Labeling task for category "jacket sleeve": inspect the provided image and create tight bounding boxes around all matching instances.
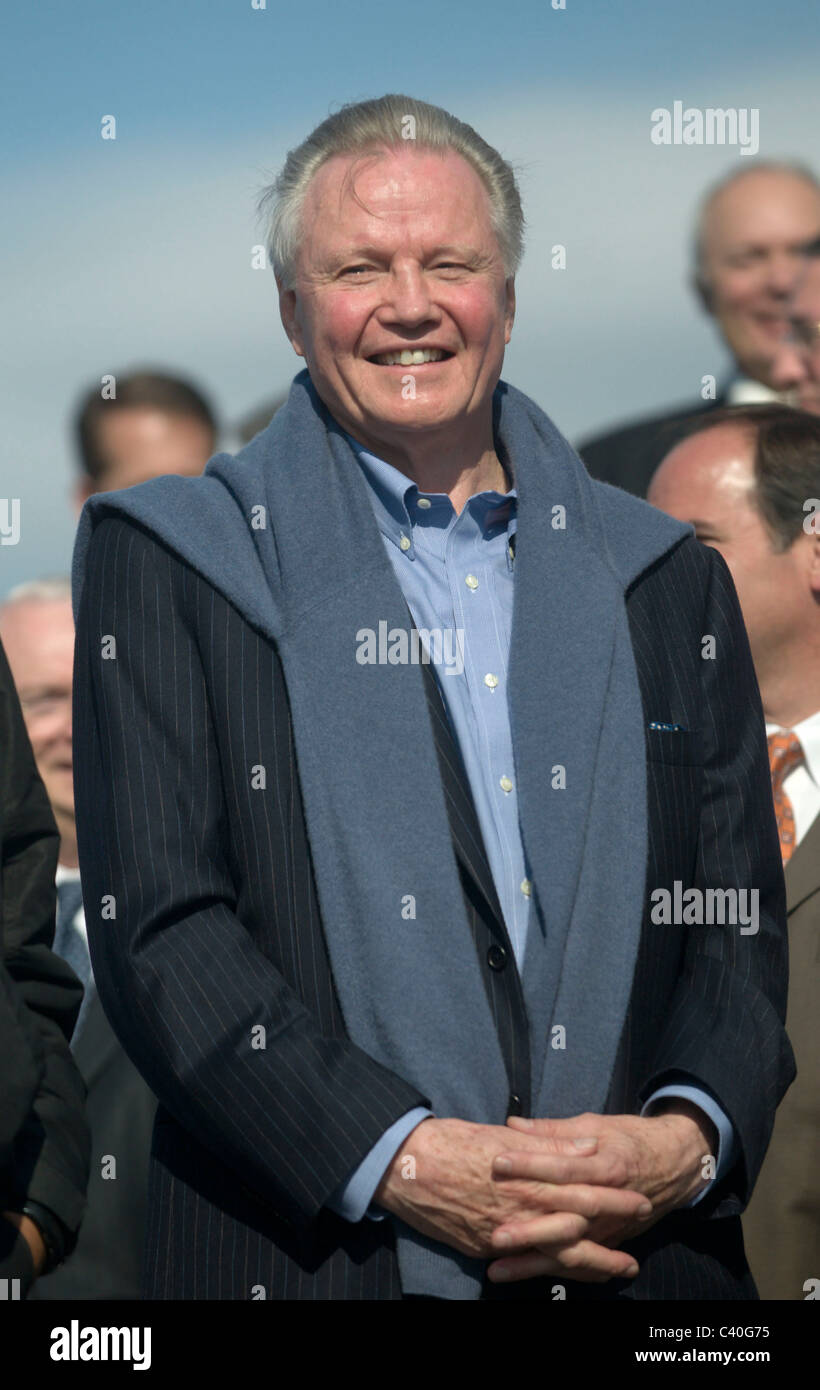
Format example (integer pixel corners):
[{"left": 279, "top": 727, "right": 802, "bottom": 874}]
[
  {"left": 638, "top": 543, "right": 794, "bottom": 1216},
  {"left": 72, "top": 516, "right": 430, "bottom": 1233},
  {"left": 0, "top": 638, "right": 91, "bottom": 1242}
]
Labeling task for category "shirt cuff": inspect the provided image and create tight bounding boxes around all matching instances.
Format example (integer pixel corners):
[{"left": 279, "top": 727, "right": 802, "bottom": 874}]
[
  {"left": 641, "top": 1082, "right": 736, "bottom": 1208},
  {"left": 324, "top": 1107, "right": 434, "bottom": 1223}
]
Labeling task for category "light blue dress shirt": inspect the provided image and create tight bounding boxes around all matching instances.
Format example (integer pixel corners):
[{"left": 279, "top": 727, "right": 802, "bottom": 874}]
[{"left": 325, "top": 433, "right": 736, "bottom": 1223}]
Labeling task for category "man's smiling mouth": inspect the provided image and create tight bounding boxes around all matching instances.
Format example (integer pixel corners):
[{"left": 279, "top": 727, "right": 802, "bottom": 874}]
[{"left": 367, "top": 348, "right": 454, "bottom": 366}]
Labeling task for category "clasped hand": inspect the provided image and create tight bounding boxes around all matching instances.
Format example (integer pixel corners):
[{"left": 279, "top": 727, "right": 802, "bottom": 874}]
[{"left": 375, "top": 1104, "right": 716, "bottom": 1284}]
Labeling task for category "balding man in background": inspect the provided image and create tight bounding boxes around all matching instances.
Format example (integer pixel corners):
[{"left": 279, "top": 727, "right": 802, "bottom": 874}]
[
  {"left": 0, "top": 580, "right": 157, "bottom": 1299},
  {"left": 649, "top": 404, "right": 820, "bottom": 1298},
  {"left": 772, "top": 234, "right": 820, "bottom": 414},
  {"left": 73, "top": 369, "right": 218, "bottom": 508},
  {"left": 579, "top": 163, "right": 820, "bottom": 496}
]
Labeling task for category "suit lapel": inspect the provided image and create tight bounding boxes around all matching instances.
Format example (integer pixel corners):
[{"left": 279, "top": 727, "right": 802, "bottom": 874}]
[{"left": 416, "top": 651, "right": 509, "bottom": 938}]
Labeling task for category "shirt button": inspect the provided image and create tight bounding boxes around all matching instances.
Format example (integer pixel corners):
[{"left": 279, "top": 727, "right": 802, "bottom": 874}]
[
  {"left": 520, "top": 878, "right": 532, "bottom": 897},
  {"left": 487, "top": 944, "right": 508, "bottom": 971},
  {"left": 465, "top": 573, "right": 479, "bottom": 590},
  {"left": 499, "top": 775, "right": 513, "bottom": 793},
  {"left": 484, "top": 673, "right": 499, "bottom": 690},
  {"left": 399, "top": 534, "right": 411, "bottom": 552},
  {"left": 417, "top": 497, "right": 432, "bottom": 509}
]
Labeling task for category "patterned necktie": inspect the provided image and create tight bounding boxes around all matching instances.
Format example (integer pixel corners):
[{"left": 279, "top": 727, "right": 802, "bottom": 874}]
[
  {"left": 767, "top": 732, "right": 804, "bottom": 864},
  {"left": 53, "top": 879, "right": 94, "bottom": 1044}
]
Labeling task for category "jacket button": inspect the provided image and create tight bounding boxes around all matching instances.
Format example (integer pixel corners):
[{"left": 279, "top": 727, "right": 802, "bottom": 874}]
[
  {"left": 508, "top": 1093, "right": 522, "bottom": 1116},
  {"left": 487, "top": 944, "right": 507, "bottom": 971}
]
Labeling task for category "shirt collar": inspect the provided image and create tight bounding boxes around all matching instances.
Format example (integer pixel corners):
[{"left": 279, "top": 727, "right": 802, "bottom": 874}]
[
  {"left": 726, "top": 377, "right": 790, "bottom": 407},
  {"left": 56, "top": 863, "right": 82, "bottom": 885},
  {"left": 342, "top": 428, "right": 517, "bottom": 553},
  {"left": 765, "top": 708, "right": 820, "bottom": 788}
]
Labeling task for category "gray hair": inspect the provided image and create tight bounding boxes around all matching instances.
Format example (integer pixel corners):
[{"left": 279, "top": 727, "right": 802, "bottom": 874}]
[
  {"left": 0, "top": 576, "right": 73, "bottom": 612},
  {"left": 692, "top": 159, "right": 820, "bottom": 293},
  {"left": 258, "top": 94, "right": 526, "bottom": 290}
]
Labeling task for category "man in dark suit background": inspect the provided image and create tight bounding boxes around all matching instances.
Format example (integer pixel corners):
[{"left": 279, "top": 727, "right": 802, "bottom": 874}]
[
  {"left": 0, "top": 636, "right": 90, "bottom": 1298},
  {"left": 72, "top": 369, "right": 218, "bottom": 511},
  {"left": 578, "top": 162, "right": 820, "bottom": 496},
  {"left": 649, "top": 402, "right": 820, "bottom": 1297},
  {"left": 0, "top": 578, "right": 157, "bottom": 1299},
  {"left": 771, "top": 233, "right": 820, "bottom": 416},
  {"left": 71, "top": 93, "right": 793, "bottom": 1300}
]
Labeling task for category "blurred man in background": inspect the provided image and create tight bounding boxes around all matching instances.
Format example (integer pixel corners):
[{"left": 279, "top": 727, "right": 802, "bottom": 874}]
[
  {"left": 771, "top": 234, "right": 820, "bottom": 414},
  {"left": 0, "top": 635, "right": 90, "bottom": 1299},
  {"left": 579, "top": 163, "right": 820, "bottom": 496},
  {"left": 648, "top": 403, "right": 820, "bottom": 1298},
  {"left": 0, "top": 579, "right": 157, "bottom": 1299},
  {"left": 73, "top": 369, "right": 218, "bottom": 507}
]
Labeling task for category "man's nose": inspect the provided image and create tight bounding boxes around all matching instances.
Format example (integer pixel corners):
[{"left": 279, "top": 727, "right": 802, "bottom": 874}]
[
  {"left": 765, "top": 253, "right": 802, "bottom": 298},
  {"left": 380, "top": 265, "right": 437, "bottom": 324}
]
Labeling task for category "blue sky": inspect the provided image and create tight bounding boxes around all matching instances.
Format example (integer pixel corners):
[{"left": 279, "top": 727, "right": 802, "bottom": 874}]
[{"left": 3, "top": 0, "right": 819, "bottom": 590}]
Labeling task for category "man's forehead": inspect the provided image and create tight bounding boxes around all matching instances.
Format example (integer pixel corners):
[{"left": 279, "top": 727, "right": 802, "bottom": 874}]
[
  {"left": 704, "top": 173, "right": 820, "bottom": 248},
  {"left": 0, "top": 598, "right": 73, "bottom": 639},
  {"left": 663, "top": 428, "right": 756, "bottom": 489},
  {"left": 305, "top": 146, "right": 488, "bottom": 215}
]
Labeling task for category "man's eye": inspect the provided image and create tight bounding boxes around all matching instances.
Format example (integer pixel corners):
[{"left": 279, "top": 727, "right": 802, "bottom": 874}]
[{"left": 341, "top": 265, "right": 374, "bottom": 275}]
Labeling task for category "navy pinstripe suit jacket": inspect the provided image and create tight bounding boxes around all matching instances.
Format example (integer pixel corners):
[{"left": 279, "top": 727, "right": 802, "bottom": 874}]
[{"left": 72, "top": 515, "right": 793, "bottom": 1300}]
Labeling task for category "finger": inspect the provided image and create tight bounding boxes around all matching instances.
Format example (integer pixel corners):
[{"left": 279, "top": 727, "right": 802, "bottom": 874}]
[
  {"left": 500, "top": 1123, "right": 597, "bottom": 1156},
  {"left": 492, "top": 1148, "right": 631, "bottom": 1189},
  {"left": 491, "top": 1209, "right": 590, "bottom": 1252},
  {"left": 488, "top": 1240, "right": 640, "bottom": 1285},
  {"left": 491, "top": 1184, "right": 652, "bottom": 1242}
]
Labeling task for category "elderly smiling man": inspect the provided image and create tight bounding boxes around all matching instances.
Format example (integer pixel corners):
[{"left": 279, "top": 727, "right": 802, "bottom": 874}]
[{"left": 71, "top": 95, "right": 793, "bottom": 1301}]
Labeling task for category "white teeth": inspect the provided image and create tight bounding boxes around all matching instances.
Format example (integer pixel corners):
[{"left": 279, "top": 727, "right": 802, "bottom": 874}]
[{"left": 371, "top": 348, "right": 448, "bottom": 366}]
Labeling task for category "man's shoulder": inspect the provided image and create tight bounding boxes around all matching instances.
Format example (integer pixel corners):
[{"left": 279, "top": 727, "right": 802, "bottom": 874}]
[
  {"left": 75, "top": 469, "right": 253, "bottom": 601},
  {"left": 576, "top": 398, "right": 722, "bottom": 496},
  {"left": 582, "top": 473, "right": 707, "bottom": 595},
  {"left": 578, "top": 399, "right": 717, "bottom": 457}
]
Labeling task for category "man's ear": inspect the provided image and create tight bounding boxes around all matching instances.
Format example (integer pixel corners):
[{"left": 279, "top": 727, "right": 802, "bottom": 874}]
[
  {"left": 277, "top": 280, "right": 305, "bottom": 358},
  {"left": 504, "top": 276, "right": 516, "bottom": 344},
  {"left": 808, "top": 527, "right": 820, "bottom": 599},
  {"left": 692, "top": 270, "right": 714, "bottom": 317}
]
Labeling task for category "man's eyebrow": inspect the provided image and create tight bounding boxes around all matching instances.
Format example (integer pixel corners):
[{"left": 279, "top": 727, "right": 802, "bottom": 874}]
[{"left": 326, "top": 243, "right": 485, "bottom": 265}]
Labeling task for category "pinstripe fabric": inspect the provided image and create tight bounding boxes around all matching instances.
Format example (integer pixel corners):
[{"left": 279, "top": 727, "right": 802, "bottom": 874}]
[{"left": 72, "top": 516, "right": 792, "bottom": 1300}]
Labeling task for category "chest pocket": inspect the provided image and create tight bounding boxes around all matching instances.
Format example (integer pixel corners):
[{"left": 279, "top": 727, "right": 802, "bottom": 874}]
[{"left": 645, "top": 727, "right": 703, "bottom": 767}]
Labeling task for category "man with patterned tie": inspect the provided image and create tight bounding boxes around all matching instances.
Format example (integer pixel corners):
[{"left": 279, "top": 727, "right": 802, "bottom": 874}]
[
  {"left": 649, "top": 402, "right": 820, "bottom": 1298},
  {"left": 0, "top": 579, "right": 157, "bottom": 1299}
]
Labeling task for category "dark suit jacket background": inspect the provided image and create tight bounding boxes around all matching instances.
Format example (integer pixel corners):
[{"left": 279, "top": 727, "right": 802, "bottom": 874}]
[
  {"left": 742, "top": 810, "right": 820, "bottom": 1299},
  {"left": 28, "top": 986, "right": 157, "bottom": 1300},
  {"left": 0, "top": 638, "right": 90, "bottom": 1293},
  {"left": 72, "top": 515, "right": 792, "bottom": 1300},
  {"left": 577, "top": 396, "right": 725, "bottom": 496}
]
